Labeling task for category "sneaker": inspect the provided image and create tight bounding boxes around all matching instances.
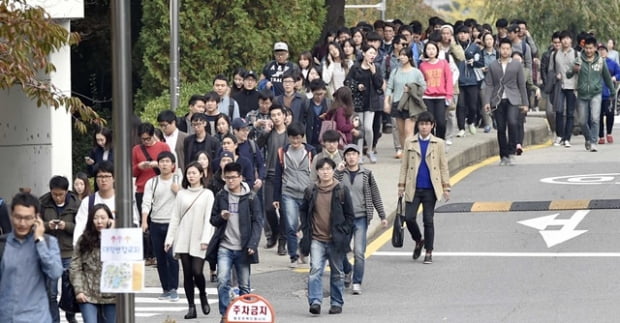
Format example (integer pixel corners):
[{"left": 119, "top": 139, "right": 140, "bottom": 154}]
[
  {"left": 598, "top": 137, "right": 606, "bottom": 144},
  {"left": 309, "top": 304, "right": 321, "bottom": 315},
  {"left": 468, "top": 123, "right": 477, "bottom": 135},
  {"left": 344, "top": 272, "right": 352, "bottom": 288},
  {"left": 289, "top": 257, "right": 298, "bottom": 268},
  {"left": 383, "top": 123, "right": 393, "bottom": 134},
  {"left": 394, "top": 149, "right": 403, "bottom": 159},
  {"left": 553, "top": 137, "right": 563, "bottom": 146},
  {"left": 352, "top": 284, "right": 362, "bottom": 295},
  {"left": 607, "top": 134, "right": 614, "bottom": 143},
  {"left": 169, "top": 289, "right": 180, "bottom": 302},
  {"left": 499, "top": 157, "right": 509, "bottom": 166},
  {"left": 516, "top": 144, "right": 523, "bottom": 156},
  {"left": 298, "top": 255, "right": 307, "bottom": 264},
  {"left": 413, "top": 240, "right": 424, "bottom": 260},
  {"left": 277, "top": 240, "right": 287, "bottom": 256},
  {"left": 564, "top": 140, "right": 571, "bottom": 148},
  {"left": 484, "top": 125, "right": 492, "bottom": 133},
  {"left": 328, "top": 306, "right": 343, "bottom": 314},
  {"left": 423, "top": 252, "right": 433, "bottom": 264},
  {"left": 585, "top": 141, "right": 592, "bottom": 151},
  {"left": 456, "top": 129, "right": 466, "bottom": 137},
  {"left": 590, "top": 143, "right": 598, "bottom": 152},
  {"left": 367, "top": 152, "right": 377, "bottom": 164},
  {"left": 507, "top": 156, "right": 515, "bottom": 166},
  {"left": 158, "top": 290, "right": 171, "bottom": 300},
  {"left": 445, "top": 139, "right": 453, "bottom": 145}
]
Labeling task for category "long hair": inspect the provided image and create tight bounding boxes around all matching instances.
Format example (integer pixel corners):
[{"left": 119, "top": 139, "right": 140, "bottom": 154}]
[
  {"left": 182, "top": 162, "right": 207, "bottom": 189},
  {"left": 329, "top": 86, "right": 354, "bottom": 118},
  {"left": 78, "top": 203, "right": 113, "bottom": 254},
  {"left": 73, "top": 172, "right": 92, "bottom": 200},
  {"left": 94, "top": 127, "right": 113, "bottom": 150},
  {"left": 328, "top": 42, "right": 349, "bottom": 73},
  {"left": 195, "top": 150, "right": 213, "bottom": 182}
]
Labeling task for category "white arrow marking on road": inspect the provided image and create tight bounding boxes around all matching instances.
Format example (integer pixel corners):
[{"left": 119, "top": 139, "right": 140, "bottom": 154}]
[{"left": 518, "top": 210, "right": 589, "bottom": 248}]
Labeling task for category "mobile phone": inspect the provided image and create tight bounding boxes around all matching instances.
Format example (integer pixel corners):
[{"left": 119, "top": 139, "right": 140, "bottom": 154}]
[
  {"left": 106, "top": 221, "right": 112, "bottom": 229},
  {"left": 173, "top": 174, "right": 179, "bottom": 183},
  {"left": 31, "top": 224, "right": 36, "bottom": 233},
  {"left": 52, "top": 219, "right": 61, "bottom": 224}
]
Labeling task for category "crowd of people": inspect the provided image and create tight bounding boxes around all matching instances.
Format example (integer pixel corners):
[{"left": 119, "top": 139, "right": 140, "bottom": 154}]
[{"left": 0, "top": 13, "right": 618, "bottom": 323}]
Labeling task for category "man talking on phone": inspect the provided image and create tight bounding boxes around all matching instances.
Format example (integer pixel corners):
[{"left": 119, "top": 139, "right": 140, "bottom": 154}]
[
  {"left": 0, "top": 192, "right": 63, "bottom": 322},
  {"left": 39, "top": 176, "right": 81, "bottom": 323}
]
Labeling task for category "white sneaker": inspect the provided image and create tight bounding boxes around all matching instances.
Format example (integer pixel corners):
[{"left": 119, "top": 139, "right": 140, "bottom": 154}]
[
  {"left": 590, "top": 143, "right": 598, "bottom": 152},
  {"left": 446, "top": 139, "right": 453, "bottom": 145},
  {"left": 352, "top": 283, "right": 362, "bottom": 295},
  {"left": 553, "top": 137, "right": 563, "bottom": 146},
  {"left": 456, "top": 129, "right": 466, "bottom": 137},
  {"left": 564, "top": 140, "right": 571, "bottom": 148},
  {"left": 468, "top": 124, "right": 477, "bottom": 135},
  {"left": 367, "top": 152, "right": 377, "bottom": 164}
]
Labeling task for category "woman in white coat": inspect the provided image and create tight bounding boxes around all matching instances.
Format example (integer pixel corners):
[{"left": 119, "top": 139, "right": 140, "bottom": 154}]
[{"left": 165, "top": 161, "right": 214, "bottom": 319}]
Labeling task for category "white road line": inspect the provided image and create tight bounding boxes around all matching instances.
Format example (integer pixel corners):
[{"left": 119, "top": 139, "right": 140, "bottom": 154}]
[{"left": 374, "top": 251, "right": 620, "bottom": 257}]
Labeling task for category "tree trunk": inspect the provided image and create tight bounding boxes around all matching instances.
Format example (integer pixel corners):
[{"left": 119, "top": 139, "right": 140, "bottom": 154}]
[{"left": 320, "top": 0, "right": 345, "bottom": 42}]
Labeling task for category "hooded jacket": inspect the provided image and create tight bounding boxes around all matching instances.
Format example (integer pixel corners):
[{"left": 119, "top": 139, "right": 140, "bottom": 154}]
[
  {"left": 567, "top": 51, "right": 614, "bottom": 100},
  {"left": 207, "top": 182, "right": 263, "bottom": 264}
]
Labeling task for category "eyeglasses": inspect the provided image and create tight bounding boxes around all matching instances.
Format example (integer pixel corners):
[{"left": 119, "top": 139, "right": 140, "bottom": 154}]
[
  {"left": 318, "top": 168, "right": 333, "bottom": 173},
  {"left": 12, "top": 215, "right": 35, "bottom": 222},
  {"left": 96, "top": 175, "right": 113, "bottom": 180},
  {"left": 400, "top": 43, "right": 409, "bottom": 46},
  {"left": 224, "top": 175, "right": 241, "bottom": 180},
  {"left": 191, "top": 122, "right": 205, "bottom": 127},
  {"left": 282, "top": 80, "right": 295, "bottom": 84},
  {"left": 158, "top": 123, "right": 170, "bottom": 129},
  {"left": 140, "top": 136, "right": 153, "bottom": 142}
]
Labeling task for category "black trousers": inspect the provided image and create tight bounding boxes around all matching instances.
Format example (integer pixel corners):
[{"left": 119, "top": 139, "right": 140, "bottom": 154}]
[
  {"left": 404, "top": 189, "right": 437, "bottom": 251},
  {"left": 457, "top": 85, "right": 480, "bottom": 129},
  {"left": 135, "top": 192, "right": 154, "bottom": 259},
  {"left": 493, "top": 99, "right": 519, "bottom": 158},
  {"left": 599, "top": 98, "right": 615, "bottom": 137},
  {"left": 423, "top": 98, "right": 447, "bottom": 139}
]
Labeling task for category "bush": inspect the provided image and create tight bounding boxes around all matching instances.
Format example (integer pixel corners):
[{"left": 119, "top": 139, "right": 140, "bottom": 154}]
[{"left": 140, "top": 81, "right": 210, "bottom": 124}]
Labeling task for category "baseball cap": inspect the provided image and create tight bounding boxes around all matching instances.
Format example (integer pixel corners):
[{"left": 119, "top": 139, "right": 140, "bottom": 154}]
[
  {"left": 273, "top": 42, "right": 289, "bottom": 52},
  {"left": 219, "top": 151, "right": 234, "bottom": 160},
  {"left": 343, "top": 144, "right": 361, "bottom": 154},
  {"left": 232, "top": 118, "right": 250, "bottom": 130},
  {"left": 243, "top": 70, "right": 258, "bottom": 80},
  {"left": 507, "top": 24, "right": 520, "bottom": 33}
]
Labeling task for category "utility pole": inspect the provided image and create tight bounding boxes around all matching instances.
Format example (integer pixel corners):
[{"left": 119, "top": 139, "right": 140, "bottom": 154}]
[
  {"left": 111, "top": 0, "right": 135, "bottom": 321},
  {"left": 170, "top": 0, "right": 180, "bottom": 110}
]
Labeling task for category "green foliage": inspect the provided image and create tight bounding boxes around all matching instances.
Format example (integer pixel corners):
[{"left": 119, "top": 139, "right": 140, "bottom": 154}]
[
  {"left": 343, "top": 0, "right": 440, "bottom": 28},
  {"left": 0, "top": 0, "right": 104, "bottom": 132},
  {"left": 484, "top": 0, "right": 620, "bottom": 48},
  {"left": 136, "top": 0, "right": 326, "bottom": 110},
  {"left": 140, "top": 81, "right": 210, "bottom": 125}
]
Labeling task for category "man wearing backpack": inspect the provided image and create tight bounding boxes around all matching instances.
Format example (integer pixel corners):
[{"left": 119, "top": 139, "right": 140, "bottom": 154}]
[{"left": 0, "top": 192, "right": 63, "bottom": 322}]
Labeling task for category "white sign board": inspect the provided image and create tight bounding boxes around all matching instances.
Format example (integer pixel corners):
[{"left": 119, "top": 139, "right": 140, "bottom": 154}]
[{"left": 100, "top": 228, "right": 143, "bottom": 262}]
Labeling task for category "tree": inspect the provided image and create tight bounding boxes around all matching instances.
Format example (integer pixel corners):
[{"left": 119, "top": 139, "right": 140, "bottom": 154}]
[
  {"left": 0, "top": 0, "right": 104, "bottom": 132},
  {"left": 342, "top": 0, "right": 439, "bottom": 28},
  {"left": 484, "top": 0, "right": 620, "bottom": 48},
  {"left": 135, "top": 0, "right": 326, "bottom": 110}
]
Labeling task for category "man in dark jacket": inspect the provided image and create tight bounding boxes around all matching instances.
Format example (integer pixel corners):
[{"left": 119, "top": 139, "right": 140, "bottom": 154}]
[
  {"left": 39, "top": 176, "right": 81, "bottom": 323},
  {"left": 300, "top": 158, "right": 354, "bottom": 316},
  {"left": 0, "top": 197, "right": 9, "bottom": 234},
  {"left": 208, "top": 162, "right": 263, "bottom": 320}
]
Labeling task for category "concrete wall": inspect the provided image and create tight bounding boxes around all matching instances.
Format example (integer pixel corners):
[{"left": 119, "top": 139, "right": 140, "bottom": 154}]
[{"left": 0, "top": 1, "right": 83, "bottom": 200}]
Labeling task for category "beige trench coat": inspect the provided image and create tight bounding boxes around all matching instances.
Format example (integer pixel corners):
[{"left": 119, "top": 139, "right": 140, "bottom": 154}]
[{"left": 398, "top": 134, "right": 450, "bottom": 201}]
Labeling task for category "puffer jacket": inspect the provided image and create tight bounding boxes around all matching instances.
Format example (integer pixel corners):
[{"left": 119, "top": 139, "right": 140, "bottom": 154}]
[{"left": 70, "top": 245, "right": 116, "bottom": 304}]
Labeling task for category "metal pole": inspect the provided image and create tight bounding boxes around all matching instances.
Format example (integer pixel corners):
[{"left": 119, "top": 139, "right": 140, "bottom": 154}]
[
  {"left": 381, "top": 0, "right": 386, "bottom": 21},
  {"left": 111, "top": 0, "right": 135, "bottom": 321},
  {"left": 170, "top": 0, "right": 180, "bottom": 110}
]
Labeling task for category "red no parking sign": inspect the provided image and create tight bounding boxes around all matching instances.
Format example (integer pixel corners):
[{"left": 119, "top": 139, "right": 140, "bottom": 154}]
[{"left": 224, "top": 294, "right": 275, "bottom": 323}]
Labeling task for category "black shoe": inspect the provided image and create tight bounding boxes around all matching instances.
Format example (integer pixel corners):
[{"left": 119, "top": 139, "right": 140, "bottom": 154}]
[
  {"left": 66, "top": 314, "right": 78, "bottom": 323},
  {"left": 423, "top": 252, "right": 433, "bottom": 264},
  {"left": 413, "top": 240, "right": 424, "bottom": 260},
  {"left": 199, "top": 293, "right": 210, "bottom": 315},
  {"left": 184, "top": 305, "right": 197, "bottom": 319},
  {"left": 210, "top": 273, "right": 217, "bottom": 283},
  {"left": 277, "top": 240, "right": 287, "bottom": 256},
  {"left": 309, "top": 304, "right": 321, "bottom": 315},
  {"left": 265, "top": 238, "right": 277, "bottom": 249},
  {"left": 328, "top": 306, "right": 342, "bottom": 314}
]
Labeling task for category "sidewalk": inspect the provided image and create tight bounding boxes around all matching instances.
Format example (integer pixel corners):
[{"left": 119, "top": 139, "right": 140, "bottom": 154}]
[{"left": 142, "top": 115, "right": 551, "bottom": 284}]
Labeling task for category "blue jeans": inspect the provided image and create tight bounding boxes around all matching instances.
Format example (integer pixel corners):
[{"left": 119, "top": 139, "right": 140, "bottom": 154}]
[
  {"left": 217, "top": 247, "right": 251, "bottom": 315},
  {"left": 308, "top": 240, "right": 345, "bottom": 307},
  {"left": 577, "top": 94, "right": 602, "bottom": 144},
  {"left": 343, "top": 217, "right": 368, "bottom": 285},
  {"left": 49, "top": 257, "right": 72, "bottom": 323},
  {"left": 150, "top": 222, "right": 180, "bottom": 292},
  {"left": 281, "top": 194, "right": 303, "bottom": 260},
  {"left": 79, "top": 303, "right": 116, "bottom": 323}
]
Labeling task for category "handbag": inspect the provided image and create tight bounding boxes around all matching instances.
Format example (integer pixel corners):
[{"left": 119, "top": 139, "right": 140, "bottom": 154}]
[
  {"left": 391, "top": 197, "right": 405, "bottom": 248},
  {"left": 59, "top": 269, "right": 81, "bottom": 313}
]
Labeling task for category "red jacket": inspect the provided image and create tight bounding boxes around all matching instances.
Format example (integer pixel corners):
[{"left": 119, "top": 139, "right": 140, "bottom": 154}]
[{"left": 326, "top": 107, "right": 355, "bottom": 143}]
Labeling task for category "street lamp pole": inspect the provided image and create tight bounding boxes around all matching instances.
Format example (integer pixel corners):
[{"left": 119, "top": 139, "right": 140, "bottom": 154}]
[{"left": 170, "top": 0, "right": 180, "bottom": 110}]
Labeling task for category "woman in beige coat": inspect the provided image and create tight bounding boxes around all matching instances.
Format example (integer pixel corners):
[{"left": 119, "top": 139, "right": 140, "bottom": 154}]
[
  {"left": 165, "top": 161, "right": 214, "bottom": 319},
  {"left": 397, "top": 111, "right": 450, "bottom": 265}
]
